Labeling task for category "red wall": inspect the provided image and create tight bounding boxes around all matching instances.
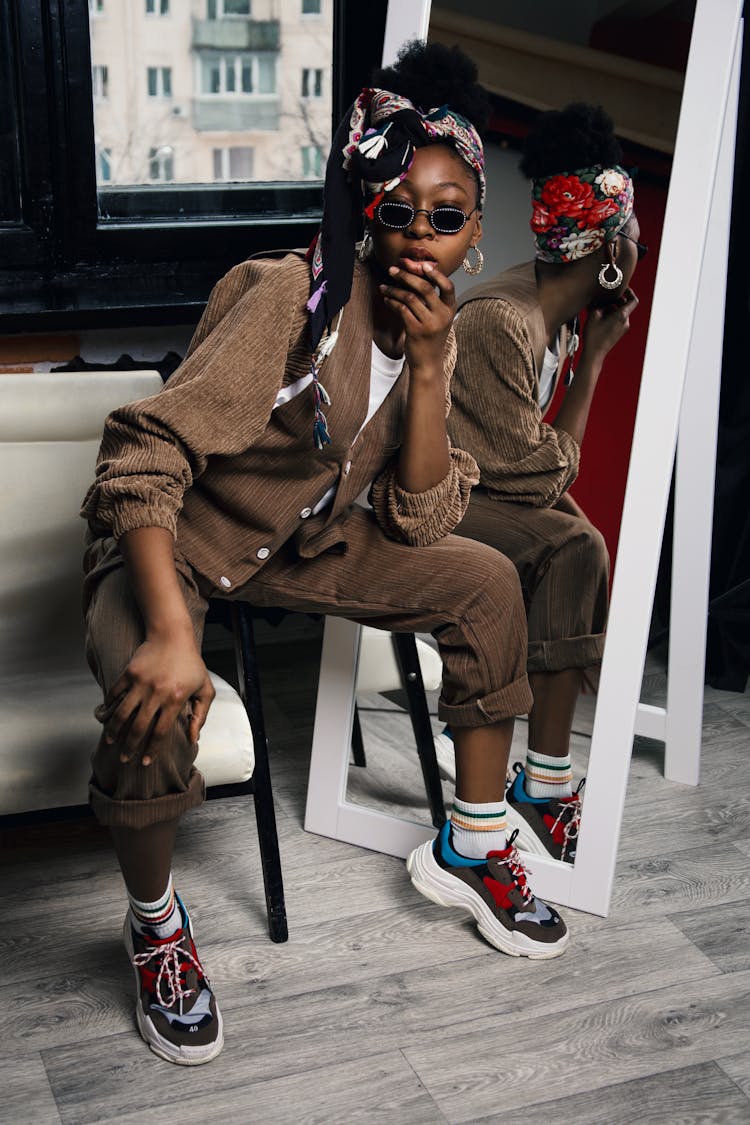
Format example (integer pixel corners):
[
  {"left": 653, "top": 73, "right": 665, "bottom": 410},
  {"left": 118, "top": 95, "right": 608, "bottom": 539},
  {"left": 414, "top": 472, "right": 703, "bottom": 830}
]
[{"left": 561, "top": 177, "right": 668, "bottom": 569}]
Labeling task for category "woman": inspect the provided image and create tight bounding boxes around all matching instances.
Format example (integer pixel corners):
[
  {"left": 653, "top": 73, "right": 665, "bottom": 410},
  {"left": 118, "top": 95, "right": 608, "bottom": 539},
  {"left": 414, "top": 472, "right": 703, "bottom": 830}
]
[
  {"left": 81, "top": 42, "right": 568, "bottom": 1068},
  {"left": 448, "top": 103, "right": 643, "bottom": 863}
]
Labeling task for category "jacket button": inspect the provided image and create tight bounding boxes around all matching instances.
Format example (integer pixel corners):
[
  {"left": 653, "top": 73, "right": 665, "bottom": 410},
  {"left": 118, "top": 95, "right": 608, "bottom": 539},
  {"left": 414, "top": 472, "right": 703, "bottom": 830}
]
[
  {"left": 343, "top": 460, "right": 352, "bottom": 475},
  {"left": 219, "top": 576, "right": 232, "bottom": 588},
  {"left": 256, "top": 547, "right": 270, "bottom": 560},
  {"left": 299, "top": 507, "right": 312, "bottom": 519}
]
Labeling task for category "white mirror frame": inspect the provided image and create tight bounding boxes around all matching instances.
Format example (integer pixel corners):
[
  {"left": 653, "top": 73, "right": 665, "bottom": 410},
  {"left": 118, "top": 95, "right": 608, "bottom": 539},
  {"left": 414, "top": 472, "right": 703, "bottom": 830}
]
[{"left": 304, "top": 0, "right": 743, "bottom": 916}]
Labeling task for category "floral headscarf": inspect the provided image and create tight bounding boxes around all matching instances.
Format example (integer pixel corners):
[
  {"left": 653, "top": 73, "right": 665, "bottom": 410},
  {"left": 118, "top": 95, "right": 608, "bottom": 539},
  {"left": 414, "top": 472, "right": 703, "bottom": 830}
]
[{"left": 531, "top": 165, "right": 634, "bottom": 263}]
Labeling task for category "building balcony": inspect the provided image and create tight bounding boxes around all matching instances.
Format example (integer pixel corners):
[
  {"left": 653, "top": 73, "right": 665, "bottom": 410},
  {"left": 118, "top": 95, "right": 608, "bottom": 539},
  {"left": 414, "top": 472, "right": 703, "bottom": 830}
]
[
  {"left": 192, "top": 18, "right": 280, "bottom": 52},
  {"left": 192, "top": 96, "right": 280, "bottom": 132}
]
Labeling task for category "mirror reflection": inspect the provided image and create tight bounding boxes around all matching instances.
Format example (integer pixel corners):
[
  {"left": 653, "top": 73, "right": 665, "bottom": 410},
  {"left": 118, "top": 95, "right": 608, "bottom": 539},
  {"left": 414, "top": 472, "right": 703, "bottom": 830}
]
[{"left": 347, "top": 0, "right": 696, "bottom": 865}]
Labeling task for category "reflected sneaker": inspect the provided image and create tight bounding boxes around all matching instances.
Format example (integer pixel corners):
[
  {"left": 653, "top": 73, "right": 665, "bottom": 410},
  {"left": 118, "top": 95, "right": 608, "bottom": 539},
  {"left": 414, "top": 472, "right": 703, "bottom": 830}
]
[
  {"left": 124, "top": 893, "right": 224, "bottom": 1065},
  {"left": 506, "top": 763, "right": 583, "bottom": 864},
  {"left": 407, "top": 822, "right": 568, "bottom": 959}
]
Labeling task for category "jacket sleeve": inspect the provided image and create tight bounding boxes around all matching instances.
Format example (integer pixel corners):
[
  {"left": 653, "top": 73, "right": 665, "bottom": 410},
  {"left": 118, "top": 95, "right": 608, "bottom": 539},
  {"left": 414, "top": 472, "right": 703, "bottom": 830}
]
[
  {"left": 81, "top": 254, "right": 311, "bottom": 540},
  {"left": 368, "top": 328, "right": 480, "bottom": 547},
  {"left": 449, "top": 298, "right": 580, "bottom": 507}
]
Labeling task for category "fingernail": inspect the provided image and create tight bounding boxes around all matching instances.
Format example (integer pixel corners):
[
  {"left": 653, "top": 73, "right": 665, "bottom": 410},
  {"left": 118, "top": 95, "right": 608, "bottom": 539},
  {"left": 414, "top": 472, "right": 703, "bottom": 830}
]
[
  {"left": 388, "top": 266, "right": 398, "bottom": 275},
  {"left": 141, "top": 756, "right": 152, "bottom": 767},
  {"left": 119, "top": 753, "right": 129, "bottom": 763},
  {"left": 423, "top": 262, "right": 434, "bottom": 272}
]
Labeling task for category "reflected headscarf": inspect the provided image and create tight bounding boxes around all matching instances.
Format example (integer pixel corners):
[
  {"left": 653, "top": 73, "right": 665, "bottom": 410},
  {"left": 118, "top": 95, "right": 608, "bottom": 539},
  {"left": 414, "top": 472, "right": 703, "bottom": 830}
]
[
  {"left": 531, "top": 165, "right": 634, "bottom": 263},
  {"left": 306, "top": 87, "right": 485, "bottom": 351}
]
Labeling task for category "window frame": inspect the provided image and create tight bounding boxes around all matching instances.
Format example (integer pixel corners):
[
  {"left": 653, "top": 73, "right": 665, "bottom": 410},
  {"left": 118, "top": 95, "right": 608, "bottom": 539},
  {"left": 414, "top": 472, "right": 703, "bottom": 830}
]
[{"left": 0, "top": 0, "right": 388, "bottom": 329}]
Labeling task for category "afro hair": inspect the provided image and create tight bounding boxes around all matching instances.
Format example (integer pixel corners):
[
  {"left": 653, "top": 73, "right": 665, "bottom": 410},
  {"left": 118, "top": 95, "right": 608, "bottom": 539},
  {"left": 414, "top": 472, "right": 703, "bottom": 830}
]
[
  {"left": 371, "top": 40, "right": 490, "bottom": 136},
  {"left": 520, "top": 102, "right": 623, "bottom": 179}
]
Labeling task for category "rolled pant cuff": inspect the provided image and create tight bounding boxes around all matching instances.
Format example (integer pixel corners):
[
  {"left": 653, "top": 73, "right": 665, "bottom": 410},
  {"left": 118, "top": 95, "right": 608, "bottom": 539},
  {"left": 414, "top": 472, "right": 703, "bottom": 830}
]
[
  {"left": 527, "top": 633, "right": 606, "bottom": 673},
  {"left": 438, "top": 674, "right": 533, "bottom": 727},
  {"left": 88, "top": 767, "right": 206, "bottom": 829}
]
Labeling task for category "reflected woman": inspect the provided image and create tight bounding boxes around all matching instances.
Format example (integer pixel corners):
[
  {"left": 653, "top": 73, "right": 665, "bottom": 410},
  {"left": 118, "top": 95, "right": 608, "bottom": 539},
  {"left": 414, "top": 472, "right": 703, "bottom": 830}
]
[{"left": 447, "top": 103, "right": 644, "bottom": 863}]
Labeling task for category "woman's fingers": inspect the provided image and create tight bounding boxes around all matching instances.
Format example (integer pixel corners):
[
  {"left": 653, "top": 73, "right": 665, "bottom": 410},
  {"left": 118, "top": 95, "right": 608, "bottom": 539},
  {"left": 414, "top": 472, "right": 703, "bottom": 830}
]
[{"left": 188, "top": 677, "right": 217, "bottom": 744}]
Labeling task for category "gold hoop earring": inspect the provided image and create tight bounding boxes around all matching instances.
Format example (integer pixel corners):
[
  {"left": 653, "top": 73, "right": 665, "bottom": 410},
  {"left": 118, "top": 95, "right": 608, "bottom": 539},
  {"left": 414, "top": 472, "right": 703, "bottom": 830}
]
[
  {"left": 357, "top": 231, "right": 373, "bottom": 262},
  {"left": 598, "top": 261, "right": 623, "bottom": 290},
  {"left": 463, "top": 245, "right": 484, "bottom": 276}
]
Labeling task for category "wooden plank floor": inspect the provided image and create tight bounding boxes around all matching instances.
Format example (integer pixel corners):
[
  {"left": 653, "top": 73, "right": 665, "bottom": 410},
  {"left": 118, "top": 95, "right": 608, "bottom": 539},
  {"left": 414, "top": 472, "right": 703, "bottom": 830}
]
[{"left": 1, "top": 618, "right": 749, "bottom": 1125}]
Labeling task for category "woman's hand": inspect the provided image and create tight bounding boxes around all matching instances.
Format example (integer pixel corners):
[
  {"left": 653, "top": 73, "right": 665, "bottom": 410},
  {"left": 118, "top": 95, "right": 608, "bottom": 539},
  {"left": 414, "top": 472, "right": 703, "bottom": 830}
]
[
  {"left": 582, "top": 287, "right": 639, "bottom": 362},
  {"left": 102, "top": 629, "right": 215, "bottom": 766},
  {"left": 379, "top": 259, "right": 456, "bottom": 374}
]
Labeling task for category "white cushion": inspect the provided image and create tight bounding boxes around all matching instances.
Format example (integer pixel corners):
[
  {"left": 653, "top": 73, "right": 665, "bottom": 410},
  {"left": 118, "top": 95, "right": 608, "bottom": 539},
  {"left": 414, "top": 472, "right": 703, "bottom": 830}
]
[
  {"left": 0, "top": 371, "right": 254, "bottom": 816},
  {"left": 357, "top": 626, "right": 442, "bottom": 694}
]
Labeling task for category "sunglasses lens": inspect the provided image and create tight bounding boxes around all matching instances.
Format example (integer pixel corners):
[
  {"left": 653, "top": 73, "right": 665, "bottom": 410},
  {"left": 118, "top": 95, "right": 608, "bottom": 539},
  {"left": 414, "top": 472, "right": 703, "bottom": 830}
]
[
  {"left": 377, "top": 202, "right": 413, "bottom": 229},
  {"left": 431, "top": 207, "right": 466, "bottom": 234}
]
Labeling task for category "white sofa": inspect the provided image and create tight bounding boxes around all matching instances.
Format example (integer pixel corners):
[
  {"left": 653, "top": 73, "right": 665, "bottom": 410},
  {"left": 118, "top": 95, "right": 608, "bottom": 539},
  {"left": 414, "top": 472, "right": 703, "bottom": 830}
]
[{"left": 0, "top": 370, "right": 254, "bottom": 817}]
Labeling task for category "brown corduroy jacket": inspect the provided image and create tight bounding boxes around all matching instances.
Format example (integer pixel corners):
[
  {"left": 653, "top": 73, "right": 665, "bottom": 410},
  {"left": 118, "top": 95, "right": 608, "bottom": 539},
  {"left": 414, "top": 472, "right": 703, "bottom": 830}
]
[
  {"left": 449, "top": 261, "right": 579, "bottom": 509},
  {"left": 81, "top": 252, "right": 479, "bottom": 593}
]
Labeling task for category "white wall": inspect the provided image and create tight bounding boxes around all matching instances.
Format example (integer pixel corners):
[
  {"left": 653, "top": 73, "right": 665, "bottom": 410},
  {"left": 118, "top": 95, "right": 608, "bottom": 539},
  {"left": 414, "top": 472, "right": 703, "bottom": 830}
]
[{"left": 453, "top": 140, "right": 533, "bottom": 299}]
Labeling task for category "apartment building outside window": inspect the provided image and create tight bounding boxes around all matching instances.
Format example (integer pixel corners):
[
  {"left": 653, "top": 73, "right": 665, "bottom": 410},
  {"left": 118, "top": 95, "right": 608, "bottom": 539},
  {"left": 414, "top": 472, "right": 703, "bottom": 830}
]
[
  {"left": 147, "top": 67, "right": 172, "bottom": 98},
  {"left": 96, "top": 147, "right": 113, "bottom": 182},
  {"left": 301, "top": 0, "right": 321, "bottom": 15},
  {"left": 201, "top": 54, "right": 275, "bottom": 95},
  {"left": 145, "top": 0, "right": 170, "bottom": 15},
  {"left": 207, "top": 0, "right": 251, "bottom": 18},
  {"left": 301, "top": 144, "right": 322, "bottom": 179},
  {"left": 213, "top": 146, "right": 254, "bottom": 181},
  {"left": 92, "top": 65, "right": 108, "bottom": 100},
  {"left": 301, "top": 67, "right": 323, "bottom": 99},
  {"left": 148, "top": 145, "right": 174, "bottom": 181},
  {"left": 89, "top": 0, "right": 105, "bottom": 16}
]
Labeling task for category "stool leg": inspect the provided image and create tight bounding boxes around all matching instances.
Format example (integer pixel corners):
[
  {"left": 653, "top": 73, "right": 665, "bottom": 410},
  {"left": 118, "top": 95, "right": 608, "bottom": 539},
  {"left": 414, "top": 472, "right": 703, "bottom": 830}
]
[
  {"left": 391, "top": 633, "right": 446, "bottom": 829},
  {"left": 233, "top": 603, "right": 289, "bottom": 943},
  {"left": 351, "top": 705, "right": 367, "bottom": 767}
]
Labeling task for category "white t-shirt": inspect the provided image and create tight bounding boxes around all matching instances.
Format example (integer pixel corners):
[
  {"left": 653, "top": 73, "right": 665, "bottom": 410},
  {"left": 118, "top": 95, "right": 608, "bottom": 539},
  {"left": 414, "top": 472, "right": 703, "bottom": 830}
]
[
  {"left": 538, "top": 333, "right": 560, "bottom": 413},
  {"left": 272, "top": 341, "right": 405, "bottom": 515}
]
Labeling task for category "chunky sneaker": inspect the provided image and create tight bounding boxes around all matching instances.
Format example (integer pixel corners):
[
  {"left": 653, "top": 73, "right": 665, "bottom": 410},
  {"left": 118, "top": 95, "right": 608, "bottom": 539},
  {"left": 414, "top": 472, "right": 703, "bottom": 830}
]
[
  {"left": 407, "top": 822, "right": 569, "bottom": 959},
  {"left": 506, "top": 763, "right": 583, "bottom": 864},
  {"left": 124, "top": 893, "right": 224, "bottom": 1065}
]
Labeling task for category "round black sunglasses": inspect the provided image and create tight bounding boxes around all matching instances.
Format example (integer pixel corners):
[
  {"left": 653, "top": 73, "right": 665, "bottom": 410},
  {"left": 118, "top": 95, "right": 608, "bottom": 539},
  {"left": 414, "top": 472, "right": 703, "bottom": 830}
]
[{"left": 375, "top": 200, "right": 478, "bottom": 235}]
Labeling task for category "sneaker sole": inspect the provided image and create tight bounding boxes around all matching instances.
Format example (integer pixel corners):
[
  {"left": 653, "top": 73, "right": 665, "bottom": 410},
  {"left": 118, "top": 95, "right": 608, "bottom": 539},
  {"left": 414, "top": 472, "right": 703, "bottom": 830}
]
[
  {"left": 123, "top": 916, "right": 225, "bottom": 1066},
  {"left": 505, "top": 803, "right": 575, "bottom": 864},
  {"left": 406, "top": 842, "right": 569, "bottom": 960}
]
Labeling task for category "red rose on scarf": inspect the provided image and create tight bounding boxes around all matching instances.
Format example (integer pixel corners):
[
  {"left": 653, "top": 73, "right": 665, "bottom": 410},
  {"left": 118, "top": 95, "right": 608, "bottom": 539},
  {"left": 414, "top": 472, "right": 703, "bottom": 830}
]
[
  {"left": 530, "top": 201, "right": 556, "bottom": 232},
  {"left": 577, "top": 197, "right": 620, "bottom": 230},
  {"left": 541, "top": 174, "right": 595, "bottom": 219}
]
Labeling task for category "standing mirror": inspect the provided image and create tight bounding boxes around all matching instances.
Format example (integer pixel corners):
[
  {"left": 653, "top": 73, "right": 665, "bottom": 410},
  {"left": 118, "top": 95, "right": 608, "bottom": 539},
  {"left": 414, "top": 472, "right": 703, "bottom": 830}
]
[{"left": 305, "top": 0, "right": 743, "bottom": 915}]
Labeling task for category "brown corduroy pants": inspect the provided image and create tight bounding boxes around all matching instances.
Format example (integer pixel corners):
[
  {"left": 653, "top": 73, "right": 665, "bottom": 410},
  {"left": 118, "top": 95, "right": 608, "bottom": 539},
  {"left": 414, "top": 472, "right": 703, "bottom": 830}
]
[
  {"left": 454, "top": 488, "right": 610, "bottom": 674},
  {"left": 84, "top": 507, "right": 532, "bottom": 829}
]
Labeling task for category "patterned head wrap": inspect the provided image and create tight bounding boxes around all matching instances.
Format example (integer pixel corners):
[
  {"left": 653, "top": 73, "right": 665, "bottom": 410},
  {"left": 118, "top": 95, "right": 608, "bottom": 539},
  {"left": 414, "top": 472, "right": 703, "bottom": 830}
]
[
  {"left": 306, "top": 87, "right": 485, "bottom": 352},
  {"left": 531, "top": 165, "right": 634, "bottom": 263}
]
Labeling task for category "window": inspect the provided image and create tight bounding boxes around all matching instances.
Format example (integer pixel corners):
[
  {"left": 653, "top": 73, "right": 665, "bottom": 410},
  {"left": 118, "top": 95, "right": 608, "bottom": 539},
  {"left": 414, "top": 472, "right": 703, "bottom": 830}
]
[
  {"left": 0, "top": 0, "right": 388, "bottom": 328},
  {"left": 201, "top": 55, "right": 275, "bottom": 96},
  {"left": 301, "top": 68, "right": 323, "bottom": 98},
  {"left": 92, "top": 65, "right": 108, "bottom": 100},
  {"left": 88, "top": 0, "right": 104, "bottom": 16},
  {"left": 145, "top": 0, "right": 170, "bottom": 14},
  {"left": 148, "top": 145, "right": 174, "bottom": 182},
  {"left": 213, "top": 146, "right": 255, "bottom": 181},
  {"left": 301, "top": 145, "right": 323, "bottom": 179},
  {"left": 147, "top": 67, "right": 172, "bottom": 98},
  {"left": 207, "top": 0, "right": 251, "bottom": 18},
  {"left": 97, "top": 147, "right": 112, "bottom": 183},
  {"left": 302, "top": 0, "right": 321, "bottom": 14}
]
